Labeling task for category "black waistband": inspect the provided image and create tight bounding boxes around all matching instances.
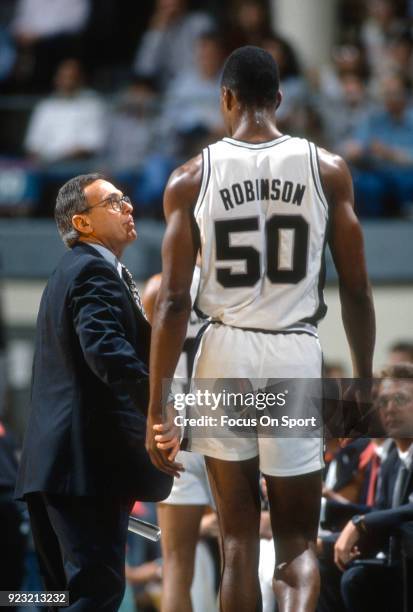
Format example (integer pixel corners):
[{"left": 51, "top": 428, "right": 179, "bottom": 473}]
[{"left": 211, "top": 321, "right": 316, "bottom": 337}]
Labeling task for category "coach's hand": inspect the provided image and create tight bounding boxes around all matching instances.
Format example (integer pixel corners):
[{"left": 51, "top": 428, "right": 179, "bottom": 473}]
[
  {"left": 145, "top": 409, "right": 184, "bottom": 478},
  {"left": 334, "top": 520, "right": 361, "bottom": 571}
]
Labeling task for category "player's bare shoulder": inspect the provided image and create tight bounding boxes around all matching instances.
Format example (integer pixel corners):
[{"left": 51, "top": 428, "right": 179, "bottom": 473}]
[
  {"left": 164, "top": 154, "right": 203, "bottom": 215},
  {"left": 317, "top": 146, "right": 353, "bottom": 205}
]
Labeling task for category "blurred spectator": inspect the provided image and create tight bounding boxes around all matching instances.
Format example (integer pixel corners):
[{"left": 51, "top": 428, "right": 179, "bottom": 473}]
[
  {"left": 323, "top": 439, "right": 372, "bottom": 507},
  {"left": 12, "top": 0, "right": 89, "bottom": 43},
  {"left": 346, "top": 73, "right": 413, "bottom": 216},
  {"left": 0, "top": 422, "right": 27, "bottom": 596},
  {"left": 104, "top": 76, "right": 160, "bottom": 173},
  {"left": 323, "top": 361, "right": 348, "bottom": 378},
  {"left": 387, "top": 340, "right": 413, "bottom": 365},
  {"left": 0, "top": 26, "right": 16, "bottom": 83},
  {"left": 316, "top": 44, "right": 369, "bottom": 103},
  {"left": 318, "top": 74, "right": 377, "bottom": 152},
  {"left": 361, "top": 0, "right": 405, "bottom": 79},
  {"left": 131, "top": 29, "right": 227, "bottom": 218},
  {"left": 133, "top": 0, "right": 214, "bottom": 89},
  {"left": 0, "top": 282, "right": 7, "bottom": 419},
  {"left": 262, "top": 33, "right": 309, "bottom": 135},
  {"left": 318, "top": 364, "right": 413, "bottom": 612},
  {"left": 11, "top": 0, "right": 90, "bottom": 91},
  {"left": 229, "top": 0, "right": 271, "bottom": 48},
  {"left": 382, "top": 32, "right": 413, "bottom": 85},
  {"left": 335, "top": 366, "right": 413, "bottom": 612},
  {"left": 123, "top": 502, "right": 163, "bottom": 611},
  {"left": 162, "top": 31, "right": 225, "bottom": 152},
  {"left": 24, "top": 58, "right": 106, "bottom": 163}
]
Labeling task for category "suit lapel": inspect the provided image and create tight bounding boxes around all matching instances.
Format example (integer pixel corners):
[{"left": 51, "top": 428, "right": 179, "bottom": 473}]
[
  {"left": 401, "top": 463, "right": 413, "bottom": 504},
  {"left": 73, "top": 242, "right": 150, "bottom": 328}
]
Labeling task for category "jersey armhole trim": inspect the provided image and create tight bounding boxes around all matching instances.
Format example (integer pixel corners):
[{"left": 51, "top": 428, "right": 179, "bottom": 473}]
[
  {"left": 315, "top": 145, "right": 331, "bottom": 212},
  {"left": 308, "top": 141, "right": 329, "bottom": 215},
  {"left": 193, "top": 146, "right": 211, "bottom": 218}
]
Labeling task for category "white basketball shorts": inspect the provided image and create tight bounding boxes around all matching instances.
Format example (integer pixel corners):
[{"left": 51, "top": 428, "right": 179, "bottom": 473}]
[
  {"left": 188, "top": 323, "right": 324, "bottom": 477},
  {"left": 162, "top": 450, "right": 215, "bottom": 507}
]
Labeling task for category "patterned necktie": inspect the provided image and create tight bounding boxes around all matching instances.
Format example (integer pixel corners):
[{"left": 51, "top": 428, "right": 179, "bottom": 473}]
[{"left": 121, "top": 264, "right": 147, "bottom": 319}]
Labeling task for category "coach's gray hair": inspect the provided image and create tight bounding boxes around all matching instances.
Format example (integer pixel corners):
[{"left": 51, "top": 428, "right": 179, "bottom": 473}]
[
  {"left": 54, "top": 173, "right": 104, "bottom": 248},
  {"left": 381, "top": 363, "right": 413, "bottom": 380}
]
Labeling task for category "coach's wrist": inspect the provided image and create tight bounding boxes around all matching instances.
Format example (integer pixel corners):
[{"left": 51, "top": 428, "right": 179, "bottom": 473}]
[{"left": 352, "top": 514, "right": 367, "bottom": 535}]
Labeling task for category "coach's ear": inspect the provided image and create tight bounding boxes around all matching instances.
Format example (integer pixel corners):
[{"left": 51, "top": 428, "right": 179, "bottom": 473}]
[
  {"left": 72, "top": 213, "right": 93, "bottom": 236},
  {"left": 275, "top": 90, "right": 282, "bottom": 110}
]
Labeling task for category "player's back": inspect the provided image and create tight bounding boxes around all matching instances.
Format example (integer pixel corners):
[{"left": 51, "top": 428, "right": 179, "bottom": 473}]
[{"left": 194, "top": 135, "right": 329, "bottom": 333}]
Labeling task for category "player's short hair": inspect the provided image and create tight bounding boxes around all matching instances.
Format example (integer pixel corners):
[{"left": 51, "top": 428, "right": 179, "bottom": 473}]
[
  {"left": 55, "top": 173, "right": 104, "bottom": 248},
  {"left": 221, "top": 45, "right": 279, "bottom": 107}
]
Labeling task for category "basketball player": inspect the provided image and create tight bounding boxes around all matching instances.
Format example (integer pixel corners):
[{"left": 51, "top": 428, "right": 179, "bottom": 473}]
[
  {"left": 146, "top": 46, "right": 375, "bottom": 612},
  {"left": 143, "top": 268, "right": 217, "bottom": 612}
]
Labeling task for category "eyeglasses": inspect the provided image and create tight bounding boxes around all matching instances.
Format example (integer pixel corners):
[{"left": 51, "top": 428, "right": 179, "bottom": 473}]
[
  {"left": 377, "top": 392, "right": 412, "bottom": 410},
  {"left": 82, "top": 194, "right": 132, "bottom": 214}
]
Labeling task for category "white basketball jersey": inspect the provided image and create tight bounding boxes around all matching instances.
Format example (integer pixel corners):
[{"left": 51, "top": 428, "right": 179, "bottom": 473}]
[{"left": 194, "top": 135, "right": 329, "bottom": 333}]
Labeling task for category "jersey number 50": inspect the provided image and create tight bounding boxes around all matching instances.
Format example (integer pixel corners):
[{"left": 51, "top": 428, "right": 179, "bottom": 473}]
[{"left": 215, "top": 215, "right": 309, "bottom": 287}]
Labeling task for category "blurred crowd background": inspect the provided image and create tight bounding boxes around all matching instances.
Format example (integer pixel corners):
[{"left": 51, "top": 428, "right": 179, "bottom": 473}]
[
  {"left": 1, "top": 0, "right": 413, "bottom": 218},
  {"left": 1, "top": 1, "right": 413, "bottom": 611}
]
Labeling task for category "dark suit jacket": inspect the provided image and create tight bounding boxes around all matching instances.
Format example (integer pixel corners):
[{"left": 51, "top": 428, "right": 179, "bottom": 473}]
[
  {"left": 361, "top": 447, "right": 413, "bottom": 550},
  {"left": 15, "top": 243, "right": 172, "bottom": 502}
]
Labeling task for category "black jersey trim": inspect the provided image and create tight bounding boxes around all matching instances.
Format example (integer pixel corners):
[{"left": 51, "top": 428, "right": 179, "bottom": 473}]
[
  {"left": 222, "top": 135, "right": 291, "bottom": 150},
  {"left": 211, "top": 321, "right": 318, "bottom": 338},
  {"left": 194, "top": 146, "right": 211, "bottom": 218},
  {"left": 308, "top": 141, "right": 328, "bottom": 214},
  {"left": 300, "top": 215, "right": 330, "bottom": 327},
  {"left": 315, "top": 145, "right": 330, "bottom": 210},
  {"left": 180, "top": 320, "right": 211, "bottom": 452}
]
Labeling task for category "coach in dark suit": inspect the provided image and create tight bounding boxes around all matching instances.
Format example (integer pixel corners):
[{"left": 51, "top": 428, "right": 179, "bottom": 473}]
[{"left": 15, "top": 173, "right": 172, "bottom": 611}]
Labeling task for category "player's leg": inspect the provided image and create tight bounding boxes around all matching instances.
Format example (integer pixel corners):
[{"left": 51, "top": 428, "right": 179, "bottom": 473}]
[
  {"left": 158, "top": 503, "right": 206, "bottom": 612},
  {"left": 205, "top": 456, "right": 262, "bottom": 612},
  {"left": 265, "top": 470, "right": 322, "bottom": 612}
]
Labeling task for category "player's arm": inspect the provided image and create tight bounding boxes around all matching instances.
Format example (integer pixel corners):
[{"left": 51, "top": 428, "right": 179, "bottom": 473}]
[
  {"left": 145, "top": 155, "right": 202, "bottom": 476},
  {"left": 319, "top": 148, "right": 375, "bottom": 379}
]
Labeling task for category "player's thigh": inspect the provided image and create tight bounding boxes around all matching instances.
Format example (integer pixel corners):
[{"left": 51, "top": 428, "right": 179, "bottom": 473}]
[
  {"left": 265, "top": 470, "right": 322, "bottom": 562},
  {"left": 157, "top": 503, "right": 206, "bottom": 564},
  {"left": 205, "top": 455, "right": 261, "bottom": 537}
]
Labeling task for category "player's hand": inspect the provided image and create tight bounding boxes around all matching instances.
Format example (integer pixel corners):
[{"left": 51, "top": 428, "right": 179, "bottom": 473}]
[
  {"left": 145, "top": 411, "right": 184, "bottom": 478},
  {"left": 153, "top": 420, "right": 181, "bottom": 461},
  {"left": 334, "top": 520, "right": 360, "bottom": 571}
]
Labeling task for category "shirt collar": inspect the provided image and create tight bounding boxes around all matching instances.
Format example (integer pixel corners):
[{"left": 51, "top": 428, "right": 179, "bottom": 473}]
[
  {"left": 375, "top": 438, "right": 393, "bottom": 462},
  {"left": 397, "top": 442, "right": 413, "bottom": 469},
  {"left": 86, "top": 243, "right": 122, "bottom": 277}
]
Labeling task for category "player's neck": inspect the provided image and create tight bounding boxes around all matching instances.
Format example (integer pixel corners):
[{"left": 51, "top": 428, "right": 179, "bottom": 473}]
[{"left": 229, "top": 109, "right": 283, "bottom": 143}]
